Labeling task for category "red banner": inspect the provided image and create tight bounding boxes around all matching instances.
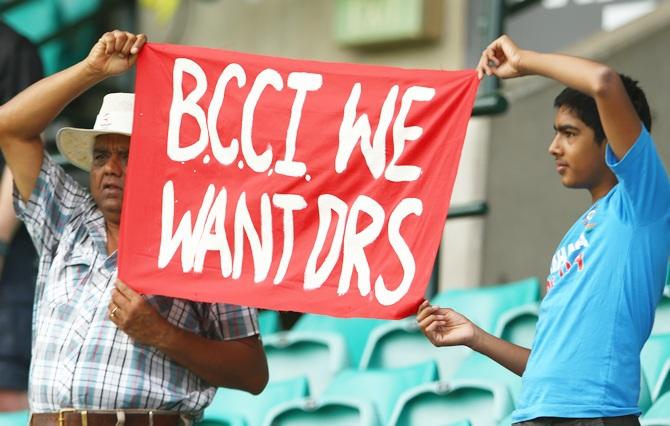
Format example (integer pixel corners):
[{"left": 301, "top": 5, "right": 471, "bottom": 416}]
[{"left": 118, "top": 43, "right": 479, "bottom": 319}]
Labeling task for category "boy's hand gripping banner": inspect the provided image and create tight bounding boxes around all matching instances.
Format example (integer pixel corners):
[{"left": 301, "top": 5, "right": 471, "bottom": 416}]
[{"left": 119, "top": 43, "right": 479, "bottom": 319}]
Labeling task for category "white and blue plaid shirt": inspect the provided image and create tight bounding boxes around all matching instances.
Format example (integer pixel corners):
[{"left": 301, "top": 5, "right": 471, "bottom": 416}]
[{"left": 15, "top": 154, "right": 259, "bottom": 418}]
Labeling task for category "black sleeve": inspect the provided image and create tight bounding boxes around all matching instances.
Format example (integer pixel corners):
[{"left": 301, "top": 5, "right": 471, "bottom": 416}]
[{"left": 0, "top": 22, "right": 44, "bottom": 170}]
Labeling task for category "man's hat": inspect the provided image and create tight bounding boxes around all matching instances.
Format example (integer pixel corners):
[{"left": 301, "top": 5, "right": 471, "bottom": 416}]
[{"left": 56, "top": 93, "right": 134, "bottom": 171}]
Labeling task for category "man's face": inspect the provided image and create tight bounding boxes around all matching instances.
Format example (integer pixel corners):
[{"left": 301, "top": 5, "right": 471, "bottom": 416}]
[
  {"left": 548, "top": 107, "right": 612, "bottom": 192},
  {"left": 89, "top": 134, "right": 130, "bottom": 225}
]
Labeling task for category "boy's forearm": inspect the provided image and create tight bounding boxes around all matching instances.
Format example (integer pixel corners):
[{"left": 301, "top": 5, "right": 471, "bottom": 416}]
[
  {"left": 469, "top": 326, "right": 530, "bottom": 376},
  {"left": 516, "top": 49, "right": 613, "bottom": 98}
]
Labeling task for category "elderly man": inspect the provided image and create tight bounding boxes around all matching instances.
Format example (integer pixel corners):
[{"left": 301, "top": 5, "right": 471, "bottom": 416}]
[{"left": 0, "top": 30, "right": 268, "bottom": 425}]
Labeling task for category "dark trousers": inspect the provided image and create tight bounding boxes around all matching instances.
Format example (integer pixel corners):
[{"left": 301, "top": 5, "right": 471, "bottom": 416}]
[{"left": 514, "top": 416, "right": 640, "bottom": 426}]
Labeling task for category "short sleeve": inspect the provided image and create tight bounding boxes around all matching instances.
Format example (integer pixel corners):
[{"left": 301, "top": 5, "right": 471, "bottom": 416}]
[
  {"left": 203, "top": 303, "right": 259, "bottom": 341},
  {"left": 606, "top": 127, "right": 670, "bottom": 225},
  {"left": 13, "top": 154, "right": 90, "bottom": 257}
]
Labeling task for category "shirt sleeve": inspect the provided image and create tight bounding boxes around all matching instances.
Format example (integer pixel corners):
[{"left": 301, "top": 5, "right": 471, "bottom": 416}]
[
  {"left": 203, "top": 303, "right": 260, "bottom": 340},
  {"left": 606, "top": 127, "right": 670, "bottom": 225},
  {"left": 13, "top": 154, "right": 90, "bottom": 257}
]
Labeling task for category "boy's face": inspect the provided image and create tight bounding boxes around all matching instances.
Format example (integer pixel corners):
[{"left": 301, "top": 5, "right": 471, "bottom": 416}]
[{"left": 549, "top": 107, "right": 613, "bottom": 192}]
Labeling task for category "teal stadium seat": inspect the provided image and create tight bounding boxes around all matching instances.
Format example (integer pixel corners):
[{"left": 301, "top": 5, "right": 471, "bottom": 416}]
[
  {"left": 653, "top": 295, "right": 670, "bottom": 336},
  {"left": 200, "top": 377, "right": 309, "bottom": 426},
  {"left": 496, "top": 303, "right": 539, "bottom": 348},
  {"left": 263, "top": 398, "right": 377, "bottom": 426},
  {"left": 641, "top": 333, "right": 670, "bottom": 402},
  {"left": 641, "top": 370, "right": 654, "bottom": 415},
  {"left": 453, "top": 352, "right": 522, "bottom": 403},
  {"left": 55, "top": 0, "right": 101, "bottom": 71},
  {"left": 641, "top": 391, "right": 670, "bottom": 426},
  {"left": 292, "top": 314, "right": 385, "bottom": 367},
  {"left": 263, "top": 331, "right": 348, "bottom": 397},
  {"left": 498, "top": 413, "right": 514, "bottom": 426},
  {"left": 388, "top": 378, "right": 515, "bottom": 426},
  {"left": 2, "top": 0, "right": 63, "bottom": 74},
  {"left": 359, "top": 278, "right": 540, "bottom": 378},
  {"left": 263, "top": 361, "right": 438, "bottom": 426},
  {"left": 258, "top": 310, "right": 281, "bottom": 336},
  {"left": 0, "top": 410, "right": 30, "bottom": 426}
]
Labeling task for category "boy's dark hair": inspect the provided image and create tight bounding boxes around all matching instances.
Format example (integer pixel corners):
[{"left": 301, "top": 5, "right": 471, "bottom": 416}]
[{"left": 553, "top": 74, "right": 652, "bottom": 144}]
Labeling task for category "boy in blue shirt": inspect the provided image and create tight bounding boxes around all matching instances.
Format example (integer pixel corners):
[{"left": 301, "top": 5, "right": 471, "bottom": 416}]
[{"left": 418, "top": 35, "right": 670, "bottom": 425}]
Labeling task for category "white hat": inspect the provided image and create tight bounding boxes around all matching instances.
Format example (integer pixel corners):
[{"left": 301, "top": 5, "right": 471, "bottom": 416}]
[{"left": 56, "top": 93, "right": 134, "bottom": 171}]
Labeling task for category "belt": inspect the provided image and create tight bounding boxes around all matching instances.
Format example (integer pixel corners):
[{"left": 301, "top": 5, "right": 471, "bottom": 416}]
[{"left": 30, "top": 409, "right": 183, "bottom": 426}]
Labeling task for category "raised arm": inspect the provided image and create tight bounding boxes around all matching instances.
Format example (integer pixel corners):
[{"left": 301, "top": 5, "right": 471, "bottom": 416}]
[
  {"left": 417, "top": 300, "right": 530, "bottom": 376},
  {"left": 476, "top": 35, "right": 641, "bottom": 160},
  {"left": 0, "top": 30, "right": 146, "bottom": 201}
]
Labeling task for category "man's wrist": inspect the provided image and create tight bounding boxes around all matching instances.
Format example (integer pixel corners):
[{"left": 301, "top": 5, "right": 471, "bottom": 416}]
[{"left": 79, "top": 60, "right": 108, "bottom": 85}]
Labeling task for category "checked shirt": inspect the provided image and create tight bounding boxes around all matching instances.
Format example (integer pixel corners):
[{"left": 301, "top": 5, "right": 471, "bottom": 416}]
[{"left": 14, "top": 154, "right": 259, "bottom": 418}]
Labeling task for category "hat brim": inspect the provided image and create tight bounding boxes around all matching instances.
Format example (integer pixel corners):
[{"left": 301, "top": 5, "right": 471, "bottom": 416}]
[{"left": 56, "top": 127, "right": 131, "bottom": 171}]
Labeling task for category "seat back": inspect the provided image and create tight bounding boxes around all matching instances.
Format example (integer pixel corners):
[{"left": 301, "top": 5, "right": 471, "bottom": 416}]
[
  {"left": 640, "top": 391, "right": 670, "bottom": 425},
  {"left": 202, "top": 376, "right": 309, "bottom": 426},
  {"left": 389, "top": 380, "right": 514, "bottom": 426},
  {"left": 453, "top": 352, "right": 522, "bottom": 403},
  {"left": 431, "top": 277, "right": 540, "bottom": 335},
  {"left": 641, "top": 333, "right": 670, "bottom": 401},
  {"left": 653, "top": 297, "right": 670, "bottom": 336},
  {"left": 264, "top": 399, "right": 378, "bottom": 426},
  {"left": 359, "top": 319, "right": 472, "bottom": 379},
  {"left": 264, "top": 332, "right": 348, "bottom": 397},
  {"left": 0, "top": 410, "right": 30, "bottom": 426},
  {"left": 323, "top": 361, "right": 438, "bottom": 425},
  {"left": 259, "top": 310, "right": 281, "bottom": 336},
  {"left": 498, "top": 304, "right": 539, "bottom": 348},
  {"left": 3, "top": 0, "right": 63, "bottom": 74},
  {"left": 293, "top": 314, "right": 385, "bottom": 367}
]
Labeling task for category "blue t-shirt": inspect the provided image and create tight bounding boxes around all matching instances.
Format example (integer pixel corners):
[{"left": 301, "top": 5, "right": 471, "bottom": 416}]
[{"left": 513, "top": 127, "right": 670, "bottom": 421}]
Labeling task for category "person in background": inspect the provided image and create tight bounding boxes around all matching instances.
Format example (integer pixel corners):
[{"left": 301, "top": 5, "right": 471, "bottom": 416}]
[{"left": 0, "top": 21, "right": 43, "bottom": 413}]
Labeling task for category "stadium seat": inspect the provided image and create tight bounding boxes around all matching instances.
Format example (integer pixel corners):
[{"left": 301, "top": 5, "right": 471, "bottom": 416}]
[
  {"left": 430, "top": 277, "right": 541, "bottom": 335},
  {"left": 388, "top": 378, "right": 515, "bottom": 426},
  {"left": 263, "top": 361, "right": 438, "bottom": 426},
  {"left": 653, "top": 296, "right": 670, "bottom": 336},
  {"left": 2, "top": 0, "right": 64, "bottom": 74},
  {"left": 498, "top": 413, "right": 514, "bottom": 426},
  {"left": 641, "top": 391, "right": 670, "bottom": 426},
  {"left": 641, "top": 369, "right": 653, "bottom": 414},
  {"left": 292, "top": 314, "right": 385, "bottom": 367},
  {"left": 262, "top": 397, "right": 378, "bottom": 426},
  {"left": 55, "top": 0, "right": 101, "bottom": 70},
  {"left": 453, "top": 352, "right": 522, "bottom": 403},
  {"left": 358, "top": 316, "right": 473, "bottom": 379},
  {"left": 258, "top": 310, "right": 281, "bottom": 335},
  {"left": 57, "top": 0, "right": 101, "bottom": 21},
  {"left": 0, "top": 410, "right": 30, "bottom": 426},
  {"left": 496, "top": 303, "right": 539, "bottom": 348},
  {"left": 359, "top": 277, "right": 540, "bottom": 378},
  {"left": 201, "top": 376, "right": 309, "bottom": 426},
  {"left": 641, "top": 333, "right": 670, "bottom": 402},
  {"left": 263, "top": 331, "right": 348, "bottom": 397}
]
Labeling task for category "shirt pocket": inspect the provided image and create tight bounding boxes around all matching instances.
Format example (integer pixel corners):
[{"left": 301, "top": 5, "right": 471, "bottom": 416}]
[{"left": 44, "top": 254, "right": 91, "bottom": 313}]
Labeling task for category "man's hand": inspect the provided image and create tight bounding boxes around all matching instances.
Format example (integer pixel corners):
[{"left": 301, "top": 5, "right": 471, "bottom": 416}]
[
  {"left": 108, "top": 279, "right": 170, "bottom": 346},
  {"left": 476, "top": 34, "right": 524, "bottom": 80},
  {"left": 416, "top": 300, "right": 479, "bottom": 348},
  {"left": 86, "top": 30, "right": 147, "bottom": 78}
]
